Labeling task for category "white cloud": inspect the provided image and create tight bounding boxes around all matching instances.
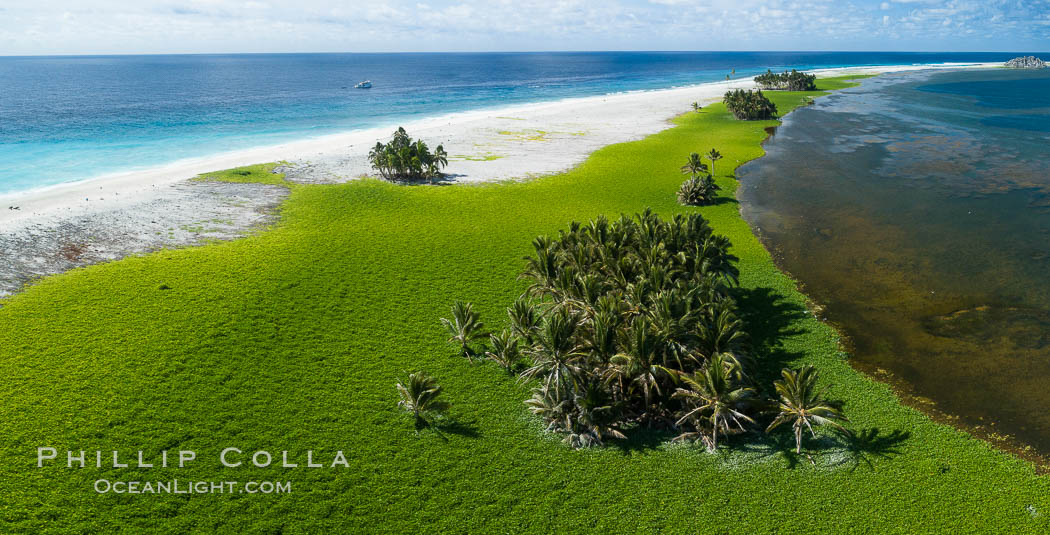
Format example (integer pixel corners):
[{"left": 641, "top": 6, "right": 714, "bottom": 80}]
[{"left": 0, "top": 0, "right": 1047, "bottom": 55}]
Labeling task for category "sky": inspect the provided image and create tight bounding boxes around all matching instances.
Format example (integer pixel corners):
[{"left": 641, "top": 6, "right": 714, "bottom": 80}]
[{"left": 1, "top": 0, "right": 1048, "bottom": 55}]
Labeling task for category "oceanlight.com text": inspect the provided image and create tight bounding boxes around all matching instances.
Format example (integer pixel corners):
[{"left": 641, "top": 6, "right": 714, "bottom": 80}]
[{"left": 93, "top": 479, "right": 292, "bottom": 495}]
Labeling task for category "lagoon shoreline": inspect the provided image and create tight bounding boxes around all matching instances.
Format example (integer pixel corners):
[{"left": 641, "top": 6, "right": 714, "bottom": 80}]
[
  {"left": 0, "top": 62, "right": 998, "bottom": 230},
  {"left": 737, "top": 67, "right": 1050, "bottom": 469},
  {"left": 0, "top": 63, "right": 999, "bottom": 297}
]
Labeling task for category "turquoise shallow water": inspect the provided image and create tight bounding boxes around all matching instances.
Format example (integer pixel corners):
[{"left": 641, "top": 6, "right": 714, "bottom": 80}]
[
  {"left": 0, "top": 51, "right": 1024, "bottom": 195},
  {"left": 739, "top": 68, "right": 1050, "bottom": 456}
]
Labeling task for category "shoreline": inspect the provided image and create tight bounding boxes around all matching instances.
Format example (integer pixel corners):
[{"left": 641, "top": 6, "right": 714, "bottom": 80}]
[
  {"left": 0, "top": 62, "right": 999, "bottom": 233},
  {"left": 736, "top": 69, "right": 1050, "bottom": 470},
  {"left": 0, "top": 62, "right": 999, "bottom": 297}
]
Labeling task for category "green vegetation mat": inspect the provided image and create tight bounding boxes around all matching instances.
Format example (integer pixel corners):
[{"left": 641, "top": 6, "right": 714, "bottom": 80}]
[{"left": 2, "top": 76, "right": 1048, "bottom": 533}]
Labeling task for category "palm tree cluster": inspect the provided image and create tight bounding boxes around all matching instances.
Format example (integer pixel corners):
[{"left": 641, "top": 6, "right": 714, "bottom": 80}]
[
  {"left": 678, "top": 177, "right": 720, "bottom": 206},
  {"left": 512, "top": 209, "right": 751, "bottom": 448},
  {"left": 436, "top": 212, "right": 850, "bottom": 453},
  {"left": 753, "top": 69, "right": 817, "bottom": 91},
  {"left": 723, "top": 89, "right": 778, "bottom": 121},
  {"left": 677, "top": 152, "right": 720, "bottom": 206},
  {"left": 368, "top": 127, "right": 449, "bottom": 182}
]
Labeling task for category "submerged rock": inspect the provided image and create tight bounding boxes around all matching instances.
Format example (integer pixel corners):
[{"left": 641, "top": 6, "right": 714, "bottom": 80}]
[
  {"left": 1005, "top": 56, "right": 1046, "bottom": 69},
  {"left": 923, "top": 305, "right": 1050, "bottom": 350}
]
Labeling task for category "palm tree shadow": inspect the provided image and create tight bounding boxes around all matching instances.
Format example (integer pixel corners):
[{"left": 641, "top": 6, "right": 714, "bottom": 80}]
[
  {"left": 730, "top": 430, "right": 804, "bottom": 469},
  {"left": 388, "top": 173, "right": 462, "bottom": 186},
  {"left": 430, "top": 173, "right": 464, "bottom": 185},
  {"left": 733, "top": 286, "right": 809, "bottom": 386},
  {"left": 439, "top": 418, "right": 482, "bottom": 438},
  {"left": 610, "top": 428, "right": 678, "bottom": 454},
  {"left": 734, "top": 286, "right": 808, "bottom": 347},
  {"left": 843, "top": 427, "right": 910, "bottom": 471},
  {"left": 710, "top": 195, "right": 739, "bottom": 207},
  {"left": 744, "top": 427, "right": 910, "bottom": 470},
  {"left": 416, "top": 417, "right": 482, "bottom": 441}
]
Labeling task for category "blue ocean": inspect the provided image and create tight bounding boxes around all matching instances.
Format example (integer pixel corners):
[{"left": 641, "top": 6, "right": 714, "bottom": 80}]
[{"left": 0, "top": 51, "right": 1027, "bottom": 195}]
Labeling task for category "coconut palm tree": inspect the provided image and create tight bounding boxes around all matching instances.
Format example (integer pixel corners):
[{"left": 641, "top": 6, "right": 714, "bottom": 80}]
[
  {"left": 680, "top": 153, "right": 708, "bottom": 179},
  {"left": 440, "top": 300, "right": 486, "bottom": 361},
  {"left": 520, "top": 308, "right": 585, "bottom": 395},
  {"left": 767, "top": 366, "right": 850, "bottom": 454},
  {"left": 603, "top": 317, "right": 677, "bottom": 415},
  {"left": 691, "top": 234, "right": 738, "bottom": 286},
  {"left": 425, "top": 162, "right": 439, "bottom": 182},
  {"left": 691, "top": 102, "right": 702, "bottom": 112},
  {"left": 485, "top": 330, "right": 522, "bottom": 374},
  {"left": 525, "top": 384, "right": 571, "bottom": 431},
  {"left": 584, "top": 295, "right": 624, "bottom": 364},
  {"left": 396, "top": 372, "right": 450, "bottom": 427},
  {"left": 696, "top": 300, "right": 746, "bottom": 357},
  {"left": 673, "top": 353, "right": 755, "bottom": 450},
  {"left": 522, "top": 236, "right": 560, "bottom": 297},
  {"left": 508, "top": 296, "right": 541, "bottom": 343},
  {"left": 562, "top": 379, "right": 627, "bottom": 448},
  {"left": 677, "top": 176, "right": 720, "bottom": 206},
  {"left": 426, "top": 144, "right": 449, "bottom": 183},
  {"left": 433, "top": 144, "right": 448, "bottom": 168},
  {"left": 705, "top": 149, "right": 723, "bottom": 177}
]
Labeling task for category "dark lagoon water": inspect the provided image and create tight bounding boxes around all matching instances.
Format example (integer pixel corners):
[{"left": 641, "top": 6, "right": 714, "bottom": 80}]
[
  {"left": 0, "top": 51, "right": 1024, "bottom": 195},
  {"left": 739, "top": 68, "right": 1050, "bottom": 458}
]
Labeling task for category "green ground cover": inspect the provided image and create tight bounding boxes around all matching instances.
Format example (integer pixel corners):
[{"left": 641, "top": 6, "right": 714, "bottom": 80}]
[{"left": 2, "top": 76, "right": 1048, "bottom": 533}]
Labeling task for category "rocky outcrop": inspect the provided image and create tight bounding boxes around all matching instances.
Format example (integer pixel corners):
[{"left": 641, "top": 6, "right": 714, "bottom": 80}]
[{"left": 1005, "top": 56, "right": 1046, "bottom": 69}]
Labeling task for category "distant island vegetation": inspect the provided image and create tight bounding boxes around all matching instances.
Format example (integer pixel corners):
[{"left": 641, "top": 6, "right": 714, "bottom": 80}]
[
  {"left": 368, "top": 127, "right": 448, "bottom": 182},
  {"left": 677, "top": 151, "right": 721, "bottom": 206},
  {"left": 723, "top": 89, "right": 778, "bottom": 120},
  {"left": 754, "top": 69, "right": 818, "bottom": 91}
]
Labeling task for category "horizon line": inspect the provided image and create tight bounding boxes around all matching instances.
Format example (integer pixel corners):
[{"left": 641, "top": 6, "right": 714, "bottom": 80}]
[{"left": 1, "top": 49, "right": 1046, "bottom": 59}]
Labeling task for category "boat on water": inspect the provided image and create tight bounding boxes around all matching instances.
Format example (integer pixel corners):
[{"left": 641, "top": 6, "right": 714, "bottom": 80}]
[{"left": 354, "top": 80, "right": 372, "bottom": 89}]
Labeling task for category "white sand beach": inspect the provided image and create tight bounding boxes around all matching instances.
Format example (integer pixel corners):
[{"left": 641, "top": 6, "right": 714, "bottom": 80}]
[
  {"left": 0, "top": 62, "right": 999, "bottom": 296},
  {"left": 0, "top": 63, "right": 1000, "bottom": 229}
]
